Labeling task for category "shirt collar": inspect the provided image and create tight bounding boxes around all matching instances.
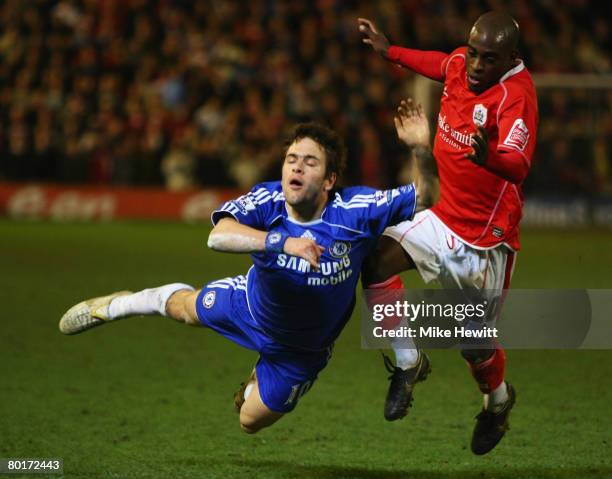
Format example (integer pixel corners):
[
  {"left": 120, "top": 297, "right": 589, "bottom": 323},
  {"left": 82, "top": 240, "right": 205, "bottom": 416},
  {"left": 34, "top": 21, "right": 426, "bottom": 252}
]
[{"left": 500, "top": 60, "right": 525, "bottom": 83}]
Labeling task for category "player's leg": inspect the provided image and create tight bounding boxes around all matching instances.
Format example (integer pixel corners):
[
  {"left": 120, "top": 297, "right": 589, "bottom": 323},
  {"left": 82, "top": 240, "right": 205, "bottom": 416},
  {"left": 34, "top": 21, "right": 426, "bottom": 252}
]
[
  {"left": 362, "top": 236, "right": 420, "bottom": 371},
  {"left": 59, "top": 283, "right": 197, "bottom": 334},
  {"left": 455, "top": 249, "right": 516, "bottom": 455},
  {"left": 234, "top": 347, "right": 329, "bottom": 433},
  {"left": 191, "top": 277, "right": 317, "bottom": 433},
  {"left": 462, "top": 340, "right": 516, "bottom": 455},
  {"left": 233, "top": 368, "right": 256, "bottom": 412},
  {"left": 362, "top": 212, "right": 439, "bottom": 421},
  {"left": 237, "top": 371, "right": 284, "bottom": 434},
  {"left": 435, "top": 235, "right": 515, "bottom": 454},
  {"left": 362, "top": 235, "right": 417, "bottom": 284},
  {"left": 461, "top": 343, "right": 509, "bottom": 416}
]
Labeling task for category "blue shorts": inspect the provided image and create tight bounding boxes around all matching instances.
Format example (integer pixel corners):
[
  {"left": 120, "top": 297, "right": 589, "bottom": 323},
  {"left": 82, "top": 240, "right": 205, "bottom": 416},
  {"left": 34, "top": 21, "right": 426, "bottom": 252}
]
[{"left": 196, "top": 275, "right": 332, "bottom": 413}]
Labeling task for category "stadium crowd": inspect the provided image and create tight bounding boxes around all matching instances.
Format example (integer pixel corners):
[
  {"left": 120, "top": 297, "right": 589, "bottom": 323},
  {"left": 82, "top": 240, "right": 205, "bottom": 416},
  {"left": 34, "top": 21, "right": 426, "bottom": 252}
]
[{"left": 0, "top": 0, "right": 610, "bottom": 194}]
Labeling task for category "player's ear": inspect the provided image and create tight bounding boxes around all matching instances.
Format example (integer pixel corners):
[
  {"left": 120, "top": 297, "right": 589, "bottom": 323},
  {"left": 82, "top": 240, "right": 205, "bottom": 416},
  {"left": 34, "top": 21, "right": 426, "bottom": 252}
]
[{"left": 324, "top": 172, "right": 337, "bottom": 191}]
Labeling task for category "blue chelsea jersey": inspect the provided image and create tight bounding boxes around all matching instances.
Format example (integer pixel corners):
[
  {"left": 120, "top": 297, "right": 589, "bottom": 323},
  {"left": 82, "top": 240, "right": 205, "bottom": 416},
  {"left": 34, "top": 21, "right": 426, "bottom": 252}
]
[{"left": 211, "top": 181, "right": 417, "bottom": 351}]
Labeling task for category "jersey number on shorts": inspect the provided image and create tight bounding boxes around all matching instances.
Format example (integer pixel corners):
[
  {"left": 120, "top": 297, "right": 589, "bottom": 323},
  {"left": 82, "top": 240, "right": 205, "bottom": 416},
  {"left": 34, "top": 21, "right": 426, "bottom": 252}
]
[{"left": 284, "top": 381, "right": 312, "bottom": 406}]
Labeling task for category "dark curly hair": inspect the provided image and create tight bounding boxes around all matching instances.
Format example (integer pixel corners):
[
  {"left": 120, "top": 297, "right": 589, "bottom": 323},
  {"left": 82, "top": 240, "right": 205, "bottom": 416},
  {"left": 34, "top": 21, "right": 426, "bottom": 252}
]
[{"left": 285, "top": 122, "right": 347, "bottom": 183}]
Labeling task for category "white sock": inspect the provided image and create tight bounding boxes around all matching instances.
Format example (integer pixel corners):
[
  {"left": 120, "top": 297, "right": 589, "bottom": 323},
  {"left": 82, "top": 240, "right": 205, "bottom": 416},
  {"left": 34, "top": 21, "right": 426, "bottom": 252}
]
[
  {"left": 390, "top": 336, "right": 420, "bottom": 370},
  {"left": 392, "top": 346, "right": 420, "bottom": 370},
  {"left": 107, "top": 283, "right": 195, "bottom": 319},
  {"left": 243, "top": 382, "right": 254, "bottom": 401},
  {"left": 388, "top": 316, "right": 420, "bottom": 369},
  {"left": 484, "top": 381, "right": 509, "bottom": 412}
]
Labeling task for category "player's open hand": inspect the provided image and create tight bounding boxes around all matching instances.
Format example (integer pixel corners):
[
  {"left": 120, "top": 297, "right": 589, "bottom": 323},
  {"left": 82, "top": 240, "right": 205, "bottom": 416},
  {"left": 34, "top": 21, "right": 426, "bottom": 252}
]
[
  {"left": 358, "top": 18, "right": 390, "bottom": 58},
  {"left": 465, "top": 125, "right": 488, "bottom": 166},
  {"left": 394, "top": 98, "right": 430, "bottom": 147},
  {"left": 284, "top": 237, "right": 326, "bottom": 272}
]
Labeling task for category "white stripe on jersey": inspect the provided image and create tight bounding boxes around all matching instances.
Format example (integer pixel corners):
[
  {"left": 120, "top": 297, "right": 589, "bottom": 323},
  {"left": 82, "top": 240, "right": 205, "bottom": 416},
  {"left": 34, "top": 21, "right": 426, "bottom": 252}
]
[
  {"left": 207, "top": 279, "right": 234, "bottom": 287},
  {"left": 208, "top": 276, "right": 247, "bottom": 290},
  {"left": 332, "top": 202, "right": 372, "bottom": 209},
  {"left": 346, "top": 193, "right": 377, "bottom": 200},
  {"left": 207, "top": 283, "right": 247, "bottom": 290},
  {"left": 332, "top": 192, "right": 377, "bottom": 209},
  {"left": 322, "top": 220, "right": 364, "bottom": 234},
  {"left": 253, "top": 187, "right": 283, "bottom": 201},
  {"left": 252, "top": 196, "right": 271, "bottom": 205},
  {"left": 252, "top": 188, "right": 269, "bottom": 199},
  {"left": 343, "top": 199, "right": 377, "bottom": 205},
  {"left": 337, "top": 196, "right": 376, "bottom": 204},
  {"left": 255, "top": 195, "right": 272, "bottom": 205},
  {"left": 221, "top": 204, "right": 240, "bottom": 215}
]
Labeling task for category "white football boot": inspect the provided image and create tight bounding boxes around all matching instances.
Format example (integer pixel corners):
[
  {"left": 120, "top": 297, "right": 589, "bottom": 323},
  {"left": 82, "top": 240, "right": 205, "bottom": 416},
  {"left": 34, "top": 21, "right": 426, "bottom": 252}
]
[{"left": 59, "top": 291, "right": 133, "bottom": 335}]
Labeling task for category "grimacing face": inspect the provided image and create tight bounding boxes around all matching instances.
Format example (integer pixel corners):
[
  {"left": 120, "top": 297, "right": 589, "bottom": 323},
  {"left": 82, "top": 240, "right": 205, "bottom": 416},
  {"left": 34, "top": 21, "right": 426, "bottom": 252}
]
[
  {"left": 281, "top": 137, "right": 336, "bottom": 209},
  {"left": 466, "top": 26, "right": 516, "bottom": 93}
]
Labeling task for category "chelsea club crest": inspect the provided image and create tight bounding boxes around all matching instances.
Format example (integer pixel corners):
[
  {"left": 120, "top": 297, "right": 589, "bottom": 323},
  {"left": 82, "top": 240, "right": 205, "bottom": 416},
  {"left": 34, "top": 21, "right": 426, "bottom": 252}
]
[
  {"left": 202, "top": 291, "right": 216, "bottom": 309},
  {"left": 329, "top": 240, "right": 351, "bottom": 259}
]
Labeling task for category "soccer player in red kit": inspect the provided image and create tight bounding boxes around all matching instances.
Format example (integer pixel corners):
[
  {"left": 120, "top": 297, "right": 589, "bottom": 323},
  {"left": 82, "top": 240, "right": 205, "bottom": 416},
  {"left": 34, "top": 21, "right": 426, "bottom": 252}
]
[{"left": 358, "top": 12, "right": 538, "bottom": 454}]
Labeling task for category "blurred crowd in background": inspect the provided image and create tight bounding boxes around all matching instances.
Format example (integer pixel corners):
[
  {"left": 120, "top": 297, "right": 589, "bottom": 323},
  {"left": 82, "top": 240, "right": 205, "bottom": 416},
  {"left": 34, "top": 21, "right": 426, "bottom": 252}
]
[{"left": 1, "top": 0, "right": 611, "bottom": 195}]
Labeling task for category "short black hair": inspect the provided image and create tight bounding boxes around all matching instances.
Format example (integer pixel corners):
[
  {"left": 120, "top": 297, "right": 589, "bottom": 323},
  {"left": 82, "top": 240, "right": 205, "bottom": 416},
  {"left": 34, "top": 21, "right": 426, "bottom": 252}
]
[{"left": 285, "top": 122, "right": 347, "bottom": 182}]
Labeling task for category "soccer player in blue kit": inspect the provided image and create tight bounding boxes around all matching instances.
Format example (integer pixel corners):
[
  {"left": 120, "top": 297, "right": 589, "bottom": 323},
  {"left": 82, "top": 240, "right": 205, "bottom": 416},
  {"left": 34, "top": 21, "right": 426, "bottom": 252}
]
[{"left": 59, "top": 108, "right": 425, "bottom": 434}]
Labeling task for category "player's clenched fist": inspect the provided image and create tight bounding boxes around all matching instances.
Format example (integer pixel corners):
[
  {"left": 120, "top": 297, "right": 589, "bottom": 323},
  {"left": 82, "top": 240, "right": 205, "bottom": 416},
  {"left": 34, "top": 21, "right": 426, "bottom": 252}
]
[
  {"left": 283, "top": 237, "right": 326, "bottom": 271},
  {"left": 465, "top": 125, "right": 489, "bottom": 166}
]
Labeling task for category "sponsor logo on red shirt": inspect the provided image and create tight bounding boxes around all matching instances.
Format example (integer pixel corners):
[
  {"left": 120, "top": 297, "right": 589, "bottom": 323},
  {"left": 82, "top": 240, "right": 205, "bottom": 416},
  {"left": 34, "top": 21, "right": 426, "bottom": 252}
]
[{"left": 503, "top": 119, "right": 529, "bottom": 151}]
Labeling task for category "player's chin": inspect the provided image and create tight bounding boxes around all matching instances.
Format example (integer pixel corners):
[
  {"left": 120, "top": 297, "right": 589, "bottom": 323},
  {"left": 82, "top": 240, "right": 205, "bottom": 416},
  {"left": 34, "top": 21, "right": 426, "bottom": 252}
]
[
  {"left": 467, "top": 80, "right": 490, "bottom": 94},
  {"left": 285, "top": 192, "right": 303, "bottom": 206}
]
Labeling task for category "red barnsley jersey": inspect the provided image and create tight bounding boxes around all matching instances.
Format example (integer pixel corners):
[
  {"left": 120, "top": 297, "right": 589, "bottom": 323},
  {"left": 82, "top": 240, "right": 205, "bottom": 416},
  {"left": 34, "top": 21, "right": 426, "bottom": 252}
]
[{"left": 430, "top": 47, "right": 538, "bottom": 251}]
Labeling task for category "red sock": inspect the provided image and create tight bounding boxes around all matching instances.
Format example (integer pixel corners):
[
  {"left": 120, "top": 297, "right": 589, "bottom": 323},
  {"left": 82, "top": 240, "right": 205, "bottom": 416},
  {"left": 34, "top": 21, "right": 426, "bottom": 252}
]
[
  {"left": 364, "top": 275, "right": 404, "bottom": 330},
  {"left": 466, "top": 344, "right": 505, "bottom": 393}
]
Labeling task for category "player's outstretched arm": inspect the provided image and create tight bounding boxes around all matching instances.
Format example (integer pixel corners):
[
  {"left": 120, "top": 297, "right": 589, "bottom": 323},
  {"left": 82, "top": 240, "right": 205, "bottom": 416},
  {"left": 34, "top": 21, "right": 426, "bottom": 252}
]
[
  {"left": 208, "top": 217, "right": 267, "bottom": 252},
  {"left": 394, "top": 99, "right": 438, "bottom": 211},
  {"left": 208, "top": 217, "right": 325, "bottom": 270},
  {"left": 358, "top": 18, "right": 447, "bottom": 82}
]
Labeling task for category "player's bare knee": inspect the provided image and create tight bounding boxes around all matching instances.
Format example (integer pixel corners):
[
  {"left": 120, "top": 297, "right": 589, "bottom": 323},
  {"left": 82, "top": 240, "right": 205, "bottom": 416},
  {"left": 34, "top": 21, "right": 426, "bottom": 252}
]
[
  {"left": 181, "top": 312, "right": 201, "bottom": 326},
  {"left": 239, "top": 414, "right": 264, "bottom": 434},
  {"left": 166, "top": 290, "right": 200, "bottom": 325},
  {"left": 361, "top": 256, "right": 377, "bottom": 286},
  {"left": 363, "top": 237, "right": 413, "bottom": 286},
  {"left": 239, "top": 421, "right": 261, "bottom": 434},
  {"left": 182, "top": 290, "right": 201, "bottom": 325},
  {"left": 362, "top": 253, "right": 391, "bottom": 286},
  {"left": 363, "top": 254, "right": 394, "bottom": 285},
  {"left": 165, "top": 294, "right": 182, "bottom": 320},
  {"left": 461, "top": 347, "right": 495, "bottom": 364}
]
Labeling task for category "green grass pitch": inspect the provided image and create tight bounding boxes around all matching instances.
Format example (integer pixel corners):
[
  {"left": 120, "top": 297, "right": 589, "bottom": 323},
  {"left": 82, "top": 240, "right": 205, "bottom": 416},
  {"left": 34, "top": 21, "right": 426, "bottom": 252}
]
[{"left": 1, "top": 219, "right": 611, "bottom": 478}]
